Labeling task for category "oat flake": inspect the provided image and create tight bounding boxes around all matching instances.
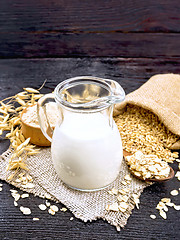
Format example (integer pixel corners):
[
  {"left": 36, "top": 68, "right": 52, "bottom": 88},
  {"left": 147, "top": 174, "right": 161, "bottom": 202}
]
[
  {"left": 21, "top": 193, "right": 29, "bottom": 198},
  {"left": 60, "top": 207, "right": 67, "bottom": 212},
  {"left": 20, "top": 206, "right": 31, "bottom": 215},
  {"left": 174, "top": 205, "right": 180, "bottom": 210},
  {"left": 170, "top": 190, "right": 179, "bottom": 196},
  {"left": 38, "top": 204, "right": 47, "bottom": 211},
  {"left": 48, "top": 208, "right": 55, "bottom": 215},
  {"left": 50, "top": 205, "right": 58, "bottom": 212},
  {"left": 159, "top": 210, "right": 167, "bottom": 219}
]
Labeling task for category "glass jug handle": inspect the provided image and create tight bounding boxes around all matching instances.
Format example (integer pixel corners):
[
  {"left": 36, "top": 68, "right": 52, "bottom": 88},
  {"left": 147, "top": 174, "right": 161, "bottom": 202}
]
[{"left": 37, "top": 93, "right": 56, "bottom": 142}]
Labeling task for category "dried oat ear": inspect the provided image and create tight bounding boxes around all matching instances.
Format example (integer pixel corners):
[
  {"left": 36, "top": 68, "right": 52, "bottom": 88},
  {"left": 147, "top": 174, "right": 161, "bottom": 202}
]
[{"left": 0, "top": 84, "right": 45, "bottom": 180}]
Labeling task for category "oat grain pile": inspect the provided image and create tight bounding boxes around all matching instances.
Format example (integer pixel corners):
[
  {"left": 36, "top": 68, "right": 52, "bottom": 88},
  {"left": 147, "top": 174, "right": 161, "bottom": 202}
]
[{"left": 114, "top": 104, "right": 179, "bottom": 163}]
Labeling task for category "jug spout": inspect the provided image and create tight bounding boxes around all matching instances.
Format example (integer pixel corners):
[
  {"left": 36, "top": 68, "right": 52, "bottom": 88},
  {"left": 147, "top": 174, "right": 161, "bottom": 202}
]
[{"left": 106, "top": 79, "right": 125, "bottom": 104}]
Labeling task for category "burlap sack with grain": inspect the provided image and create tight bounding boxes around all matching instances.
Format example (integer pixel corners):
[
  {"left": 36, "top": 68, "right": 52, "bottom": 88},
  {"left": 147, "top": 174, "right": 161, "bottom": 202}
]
[{"left": 114, "top": 73, "right": 180, "bottom": 150}]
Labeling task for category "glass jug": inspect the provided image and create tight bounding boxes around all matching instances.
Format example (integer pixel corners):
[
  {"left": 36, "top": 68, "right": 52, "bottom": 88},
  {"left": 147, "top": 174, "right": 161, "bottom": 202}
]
[{"left": 37, "top": 76, "right": 125, "bottom": 191}]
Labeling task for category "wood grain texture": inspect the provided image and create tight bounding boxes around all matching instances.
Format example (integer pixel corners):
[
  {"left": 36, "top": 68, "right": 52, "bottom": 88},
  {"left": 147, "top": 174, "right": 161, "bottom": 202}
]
[
  {"left": 1, "top": 32, "right": 180, "bottom": 58},
  {"left": 0, "top": 58, "right": 179, "bottom": 240},
  {"left": 0, "top": 0, "right": 180, "bottom": 57}
]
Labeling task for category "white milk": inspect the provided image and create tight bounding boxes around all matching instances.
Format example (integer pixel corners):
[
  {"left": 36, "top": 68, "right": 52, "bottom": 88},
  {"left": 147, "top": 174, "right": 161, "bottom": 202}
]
[{"left": 51, "top": 111, "right": 123, "bottom": 190}]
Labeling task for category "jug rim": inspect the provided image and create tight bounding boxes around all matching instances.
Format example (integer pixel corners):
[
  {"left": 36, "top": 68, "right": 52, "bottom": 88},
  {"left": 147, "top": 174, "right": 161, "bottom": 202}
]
[{"left": 54, "top": 76, "right": 125, "bottom": 112}]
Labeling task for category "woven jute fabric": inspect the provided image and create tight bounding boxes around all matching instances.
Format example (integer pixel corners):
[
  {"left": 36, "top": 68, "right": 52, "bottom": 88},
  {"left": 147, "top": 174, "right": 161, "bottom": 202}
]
[
  {"left": 0, "top": 147, "right": 149, "bottom": 229},
  {"left": 114, "top": 73, "right": 180, "bottom": 149}
]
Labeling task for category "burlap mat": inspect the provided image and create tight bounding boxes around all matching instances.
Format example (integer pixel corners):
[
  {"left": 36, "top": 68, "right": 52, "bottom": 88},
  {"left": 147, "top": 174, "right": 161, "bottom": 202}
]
[
  {"left": 0, "top": 147, "right": 149, "bottom": 230},
  {"left": 0, "top": 73, "right": 179, "bottom": 229}
]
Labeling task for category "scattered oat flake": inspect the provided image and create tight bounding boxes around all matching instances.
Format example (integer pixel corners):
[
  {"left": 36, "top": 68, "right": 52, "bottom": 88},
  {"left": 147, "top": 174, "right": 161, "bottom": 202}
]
[
  {"left": 170, "top": 190, "right": 179, "bottom": 196},
  {"left": 21, "top": 193, "right": 29, "bottom": 198},
  {"left": 175, "top": 171, "right": 180, "bottom": 177},
  {"left": 0, "top": 187, "right": 2, "bottom": 192},
  {"left": 156, "top": 202, "right": 166, "bottom": 210},
  {"left": 70, "top": 217, "right": 74, "bottom": 221},
  {"left": 174, "top": 205, "right": 180, "bottom": 210},
  {"left": 12, "top": 193, "right": 20, "bottom": 202},
  {"left": 116, "top": 226, "right": 120, "bottom": 232},
  {"left": 50, "top": 205, "right": 58, "bottom": 212},
  {"left": 60, "top": 207, "right": 67, "bottom": 212},
  {"left": 150, "top": 214, "right": 156, "bottom": 219},
  {"left": 159, "top": 210, "right": 167, "bottom": 219},
  {"left": 38, "top": 204, "right": 47, "bottom": 211},
  {"left": 33, "top": 218, "right": 39, "bottom": 221},
  {"left": 48, "top": 208, "right": 55, "bottom": 215},
  {"left": 0, "top": 183, "right": 3, "bottom": 187},
  {"left": 108, "top": 188, "right": 118, "bottom": 195},
  {"left": 166, "top": 202, "right": 174, "bottom": 207},
  {"left": 14, "top": 201, "right": 18, "bottom": 207},
  {"left": 10, "top": 189, "right": 18, "bottom": 193},
  {"left": 163, "top": 205, "right": 168, "bottom": 212},
  {"left": 106, "top": 202, "right": 119, "bottom": 212},
  {"left": 45, "top": 193, "right": 51, "bottom": 199},
  {"left": 161, "top": 198, "right": 171, "bottom": 203},
  {"left": 20, "top": 206, "right": 31, "bottom": 215},
  {"left": 45, "top": 200, "right": 51, "bottom": 207}
]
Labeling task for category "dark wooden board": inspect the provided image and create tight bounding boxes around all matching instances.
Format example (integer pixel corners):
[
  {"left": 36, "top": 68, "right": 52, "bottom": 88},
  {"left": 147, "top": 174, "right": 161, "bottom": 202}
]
[
  {"left": 0, "top": 58, "right": 180, "bottom": 240},
  {"left": 0, "top": 0, "right": 180, "bottom": 57},
  {"left": 1, "top": 32, "right": 180, "bottom": 58}
]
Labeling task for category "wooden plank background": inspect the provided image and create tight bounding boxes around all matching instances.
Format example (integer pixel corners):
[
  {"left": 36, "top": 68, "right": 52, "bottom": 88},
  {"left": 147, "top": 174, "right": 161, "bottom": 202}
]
[
  {"left": 0, "top": 1, "right": 180, "bottom": 239},
  {"left": 0, "top": 0, "right": 180, "bottom": 58}
]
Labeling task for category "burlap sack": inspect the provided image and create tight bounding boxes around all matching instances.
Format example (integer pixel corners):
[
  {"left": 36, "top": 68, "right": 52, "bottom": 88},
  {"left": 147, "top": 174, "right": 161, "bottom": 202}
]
[{"left": 114, "top": 74, "right": 180, "bottom": 149}]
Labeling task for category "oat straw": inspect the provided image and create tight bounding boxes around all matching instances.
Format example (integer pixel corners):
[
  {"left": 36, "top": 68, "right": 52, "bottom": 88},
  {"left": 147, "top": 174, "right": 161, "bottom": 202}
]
[{"left": 0, "top": 85, "right": 44, "bottom": 180}]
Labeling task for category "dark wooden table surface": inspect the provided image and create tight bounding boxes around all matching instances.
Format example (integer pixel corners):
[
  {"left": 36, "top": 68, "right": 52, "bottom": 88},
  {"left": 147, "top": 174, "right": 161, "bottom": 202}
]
[{"left": 0, "top": 1, "right": 180, "bottom": 239}]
